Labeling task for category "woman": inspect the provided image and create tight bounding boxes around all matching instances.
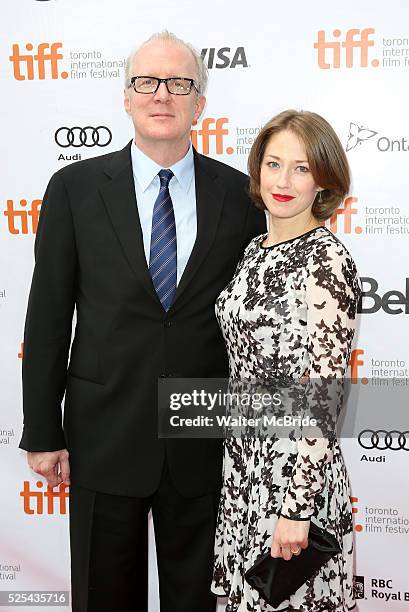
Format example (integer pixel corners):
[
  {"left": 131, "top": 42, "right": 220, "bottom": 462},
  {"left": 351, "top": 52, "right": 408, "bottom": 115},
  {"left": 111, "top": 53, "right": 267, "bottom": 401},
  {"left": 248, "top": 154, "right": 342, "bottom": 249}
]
[{"left": 212, "top": 110, "right": 360, "bottom": 611}]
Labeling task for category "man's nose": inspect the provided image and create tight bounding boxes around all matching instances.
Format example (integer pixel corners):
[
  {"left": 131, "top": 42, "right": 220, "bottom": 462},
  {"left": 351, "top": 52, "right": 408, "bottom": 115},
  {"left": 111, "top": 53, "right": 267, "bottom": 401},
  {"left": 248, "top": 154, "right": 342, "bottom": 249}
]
[{"left": 153, "top": 81, "right": 171, "bottom": 102}]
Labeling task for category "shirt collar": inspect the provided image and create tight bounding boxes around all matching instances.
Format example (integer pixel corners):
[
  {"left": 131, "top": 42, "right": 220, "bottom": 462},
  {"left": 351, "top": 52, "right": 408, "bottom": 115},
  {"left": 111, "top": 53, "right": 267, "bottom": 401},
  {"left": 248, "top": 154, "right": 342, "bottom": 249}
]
[{"left": 131, "top": 141, "right": 194, "bottom": 193}]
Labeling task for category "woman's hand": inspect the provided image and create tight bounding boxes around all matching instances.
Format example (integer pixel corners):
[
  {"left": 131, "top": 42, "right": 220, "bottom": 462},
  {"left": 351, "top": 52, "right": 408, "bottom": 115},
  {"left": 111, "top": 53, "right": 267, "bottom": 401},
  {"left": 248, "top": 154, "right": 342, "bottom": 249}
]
[{"left": 271, "top": 516, "right": 310, "bottom": 561}]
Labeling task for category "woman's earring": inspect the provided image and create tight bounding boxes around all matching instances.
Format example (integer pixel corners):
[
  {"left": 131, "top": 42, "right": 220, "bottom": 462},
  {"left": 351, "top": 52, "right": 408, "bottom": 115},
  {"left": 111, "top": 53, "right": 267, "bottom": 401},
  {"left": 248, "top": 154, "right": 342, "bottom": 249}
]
[{"left": 318, "top": 190, "right": 323, "bottom": 204}]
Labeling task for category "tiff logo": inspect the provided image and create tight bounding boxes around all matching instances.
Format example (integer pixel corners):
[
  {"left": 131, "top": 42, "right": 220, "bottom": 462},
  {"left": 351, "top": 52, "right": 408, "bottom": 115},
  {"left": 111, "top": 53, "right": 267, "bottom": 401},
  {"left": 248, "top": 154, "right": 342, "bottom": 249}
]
[
  {"left": 349, "top": 349, "right": 368, "bottom": 385},
  {"left": 314, "top": 28, "right": 378, "bottom": 69},
  {"left": 20, "top": 481, "right": 69, "bottom": 514},
  {"left": 326, "top": 197, "right": 362, "bottom": 235},
  {"left": 191, "top": 118, "right": 233, "bottom": 155},
  {"left": 9, "top": 43, "right": 68, "bottom": 80},
  {"left": 4, "top": 199, "right": 42, "bottom": 234},
  {"left": 351, "top": 496, "right": 363, "bottom": 532}
]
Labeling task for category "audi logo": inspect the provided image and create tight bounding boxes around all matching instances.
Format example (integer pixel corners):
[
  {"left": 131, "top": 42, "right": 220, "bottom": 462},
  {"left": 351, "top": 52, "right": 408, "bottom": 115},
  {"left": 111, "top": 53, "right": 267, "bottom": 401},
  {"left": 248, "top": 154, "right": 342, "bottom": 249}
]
[
  {"left": 55, "top": 126, "right": 112, "bottom": 148},
  {"left": 358, "top": 429, "right": 409, "bottom": 451}
]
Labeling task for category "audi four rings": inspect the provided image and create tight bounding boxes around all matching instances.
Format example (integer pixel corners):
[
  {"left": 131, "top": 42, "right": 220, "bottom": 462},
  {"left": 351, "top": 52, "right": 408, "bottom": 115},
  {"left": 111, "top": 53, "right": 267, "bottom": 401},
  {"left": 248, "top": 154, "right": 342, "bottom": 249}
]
[
  {"left": 55, "top": 126, "right": 112, "bottom": 148},
  {"left": 358, "top": 430, "right": 409, "bottom": 451}
]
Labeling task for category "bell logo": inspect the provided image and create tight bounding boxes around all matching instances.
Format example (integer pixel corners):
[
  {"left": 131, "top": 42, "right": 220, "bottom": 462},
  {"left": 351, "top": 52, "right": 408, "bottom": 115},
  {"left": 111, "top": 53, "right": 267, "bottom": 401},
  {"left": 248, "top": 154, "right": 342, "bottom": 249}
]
[
  {"left": 314, "top": 28, "right": 378, "bottom": 69},
  {"left": 4, "top": 199, "right": 42, "bottom": 234},
  {"left": 349, "top": 349, "right": 368, "bottom": 384},
  {"left": 327, "top": 197, "right": 362, "bottom": 235},
  {"left": 9, "top": 42, "right": 68, "bottom": 80},
  {"left": 20, "top": 481, "right": 69, "bottom": 515},
  {"left": 359, "top": 278, "right": 409, "bottom": 315},
  {"left": 191, "top": 118, "right": 233, "bottom": 155},
  {"left": 200, "top": 47, "right": 248, "bottom": 69}
]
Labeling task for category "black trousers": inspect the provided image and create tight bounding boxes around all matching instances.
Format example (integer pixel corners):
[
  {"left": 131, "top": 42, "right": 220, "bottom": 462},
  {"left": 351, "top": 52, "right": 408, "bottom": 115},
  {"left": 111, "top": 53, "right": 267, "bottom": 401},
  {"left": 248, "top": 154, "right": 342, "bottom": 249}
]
[{"left": 69, "top": 460, "right": 220, "bottom": 612}]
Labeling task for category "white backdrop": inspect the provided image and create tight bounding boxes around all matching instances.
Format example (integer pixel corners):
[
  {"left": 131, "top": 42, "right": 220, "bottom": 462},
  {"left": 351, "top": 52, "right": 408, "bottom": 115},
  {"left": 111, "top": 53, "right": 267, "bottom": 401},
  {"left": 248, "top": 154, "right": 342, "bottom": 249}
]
[{"left": 1, "top": 0, "right": 408, "bottom": 610}]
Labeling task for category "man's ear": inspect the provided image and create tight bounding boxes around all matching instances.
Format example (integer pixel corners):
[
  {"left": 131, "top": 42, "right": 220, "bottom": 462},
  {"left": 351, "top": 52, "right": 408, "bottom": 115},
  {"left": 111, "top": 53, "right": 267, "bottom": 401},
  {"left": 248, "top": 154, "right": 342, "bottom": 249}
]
[
  {"left": 194, "top": 95, "right": 206, "bottom": 123},
  {"left": 124, "top": 89, "right": 130, "bottom": 115}
]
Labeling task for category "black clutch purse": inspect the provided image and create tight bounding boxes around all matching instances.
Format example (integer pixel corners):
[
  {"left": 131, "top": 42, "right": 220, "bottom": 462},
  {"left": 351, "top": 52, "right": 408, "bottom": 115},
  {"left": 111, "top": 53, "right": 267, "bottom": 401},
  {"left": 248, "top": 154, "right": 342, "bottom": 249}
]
[{"left": 244, "top": 521, "right": 341, "bottom": 608}]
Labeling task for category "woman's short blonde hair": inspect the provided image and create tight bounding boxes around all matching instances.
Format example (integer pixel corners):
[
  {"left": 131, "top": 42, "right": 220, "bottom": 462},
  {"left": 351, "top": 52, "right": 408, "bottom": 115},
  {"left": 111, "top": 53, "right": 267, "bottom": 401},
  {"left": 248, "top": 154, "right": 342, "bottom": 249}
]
[{"left": 248, "top": 110, "right": 350, "bottom": 221}]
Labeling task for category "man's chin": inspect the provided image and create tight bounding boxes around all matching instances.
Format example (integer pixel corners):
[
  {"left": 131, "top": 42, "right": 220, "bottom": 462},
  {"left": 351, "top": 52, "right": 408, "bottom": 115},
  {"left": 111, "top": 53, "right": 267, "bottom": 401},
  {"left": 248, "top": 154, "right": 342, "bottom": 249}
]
[{"left": 143, "top": 128, "right": 181, "bottom": 143}]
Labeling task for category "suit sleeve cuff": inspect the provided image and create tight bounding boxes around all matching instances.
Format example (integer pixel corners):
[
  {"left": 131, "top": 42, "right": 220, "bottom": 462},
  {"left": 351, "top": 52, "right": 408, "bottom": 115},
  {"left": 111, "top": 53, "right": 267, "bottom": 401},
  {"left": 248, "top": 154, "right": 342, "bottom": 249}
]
[{"left": 19, "top": 425, "right": 66, "bottom": 452}]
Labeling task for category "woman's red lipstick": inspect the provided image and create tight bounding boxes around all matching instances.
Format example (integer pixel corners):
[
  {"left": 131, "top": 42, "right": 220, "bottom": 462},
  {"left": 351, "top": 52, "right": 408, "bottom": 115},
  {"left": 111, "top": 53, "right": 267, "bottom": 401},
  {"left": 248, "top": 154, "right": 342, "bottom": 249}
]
[{"left": 272, "top": 193, "right": 295, "bottom": 202}]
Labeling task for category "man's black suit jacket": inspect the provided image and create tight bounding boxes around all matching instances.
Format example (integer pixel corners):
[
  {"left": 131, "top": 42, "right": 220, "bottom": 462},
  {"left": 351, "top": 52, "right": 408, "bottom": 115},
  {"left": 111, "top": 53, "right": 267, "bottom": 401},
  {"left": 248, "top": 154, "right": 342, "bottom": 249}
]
[{"left": 19, "top": 141, "right": 266, "bottom": 498}]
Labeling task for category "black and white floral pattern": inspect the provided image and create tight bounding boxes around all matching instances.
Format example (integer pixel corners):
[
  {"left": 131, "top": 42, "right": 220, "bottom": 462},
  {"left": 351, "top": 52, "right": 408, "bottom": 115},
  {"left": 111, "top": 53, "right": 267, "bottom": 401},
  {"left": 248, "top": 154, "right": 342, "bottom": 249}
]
[{"left": 212, "top": 227, "right": 360, "bottom": 612}]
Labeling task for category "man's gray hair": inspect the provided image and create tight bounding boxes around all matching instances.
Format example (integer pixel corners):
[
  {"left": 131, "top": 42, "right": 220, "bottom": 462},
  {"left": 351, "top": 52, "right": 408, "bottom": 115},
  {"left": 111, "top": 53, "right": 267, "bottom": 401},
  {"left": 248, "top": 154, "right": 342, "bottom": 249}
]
[{"left": 124, "top": 30, "right": 208, "bottom": 95}]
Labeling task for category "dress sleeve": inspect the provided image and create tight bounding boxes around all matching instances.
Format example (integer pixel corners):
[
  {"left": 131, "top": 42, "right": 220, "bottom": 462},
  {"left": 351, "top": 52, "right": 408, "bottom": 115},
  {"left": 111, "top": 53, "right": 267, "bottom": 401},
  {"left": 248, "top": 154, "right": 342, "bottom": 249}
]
[{"left": 280, "top": 237, "right": 361, "bottom": 520}]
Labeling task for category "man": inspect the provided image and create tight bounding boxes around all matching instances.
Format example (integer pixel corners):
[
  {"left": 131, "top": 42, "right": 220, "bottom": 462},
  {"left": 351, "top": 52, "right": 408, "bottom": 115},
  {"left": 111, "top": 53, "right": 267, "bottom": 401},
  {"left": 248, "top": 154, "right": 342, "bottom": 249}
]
[{"left": 20, "top": 31, "right": 266, "bottom": 612}]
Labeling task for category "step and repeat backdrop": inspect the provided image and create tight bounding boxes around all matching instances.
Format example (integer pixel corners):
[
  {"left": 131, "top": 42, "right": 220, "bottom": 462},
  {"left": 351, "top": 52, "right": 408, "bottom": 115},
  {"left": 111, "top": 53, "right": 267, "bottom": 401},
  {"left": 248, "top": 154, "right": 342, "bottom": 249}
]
[{"left": 1, "top": 0, "right": 408, "bottom": 610}]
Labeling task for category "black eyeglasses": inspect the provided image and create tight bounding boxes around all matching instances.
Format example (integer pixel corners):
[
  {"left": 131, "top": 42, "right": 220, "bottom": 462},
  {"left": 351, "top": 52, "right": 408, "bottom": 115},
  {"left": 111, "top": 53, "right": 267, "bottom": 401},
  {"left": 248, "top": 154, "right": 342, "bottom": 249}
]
[{"left": 129, "top": 76, "right": 199, "bottom": 95}]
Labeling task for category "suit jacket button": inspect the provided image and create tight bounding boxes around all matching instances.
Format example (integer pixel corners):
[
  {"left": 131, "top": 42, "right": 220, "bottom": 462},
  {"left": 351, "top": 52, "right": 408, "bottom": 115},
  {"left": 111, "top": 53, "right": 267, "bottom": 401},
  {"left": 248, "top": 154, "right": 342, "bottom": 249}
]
[{"left": 164, "top": 321, "right": 172, "bottom": 328}]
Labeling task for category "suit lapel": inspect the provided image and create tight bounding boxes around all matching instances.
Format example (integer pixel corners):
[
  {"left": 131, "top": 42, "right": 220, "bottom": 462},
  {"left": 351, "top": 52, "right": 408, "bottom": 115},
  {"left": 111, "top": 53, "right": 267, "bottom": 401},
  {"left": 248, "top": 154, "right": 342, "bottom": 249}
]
[
  {"left": 99, "top": 141, "right": 161, "bottom": 306},
  {"left": 99, "top": 144, "right": 226, "bottom": 311},
  {"left": 171, "top": 150, "right": 226, "bottom": 308}
]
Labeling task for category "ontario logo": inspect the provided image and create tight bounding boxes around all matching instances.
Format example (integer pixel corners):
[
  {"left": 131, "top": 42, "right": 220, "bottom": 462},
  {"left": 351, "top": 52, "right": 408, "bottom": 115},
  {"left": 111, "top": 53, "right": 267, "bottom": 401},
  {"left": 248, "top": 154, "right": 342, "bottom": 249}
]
[
  {"left": 346, "top": 123, "right": 377, "bottom": 151},
  {"left": 346, "top": 122, "right": 409, "bottom": 152}
]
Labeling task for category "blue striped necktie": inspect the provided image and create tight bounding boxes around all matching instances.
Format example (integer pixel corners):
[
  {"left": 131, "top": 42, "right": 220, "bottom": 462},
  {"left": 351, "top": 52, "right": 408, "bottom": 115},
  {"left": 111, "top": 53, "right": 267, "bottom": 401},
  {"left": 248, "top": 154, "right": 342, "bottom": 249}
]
[{"left": 149, "top": 169, "right": 177, "bottom": 311}]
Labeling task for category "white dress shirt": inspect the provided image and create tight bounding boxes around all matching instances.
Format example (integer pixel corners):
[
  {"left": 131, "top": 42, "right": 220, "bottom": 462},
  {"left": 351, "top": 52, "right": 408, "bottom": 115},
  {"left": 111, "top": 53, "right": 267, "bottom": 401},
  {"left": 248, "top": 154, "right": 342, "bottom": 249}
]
[{"left": 130, "top": 142, "right": 197, "bottom": 284}]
